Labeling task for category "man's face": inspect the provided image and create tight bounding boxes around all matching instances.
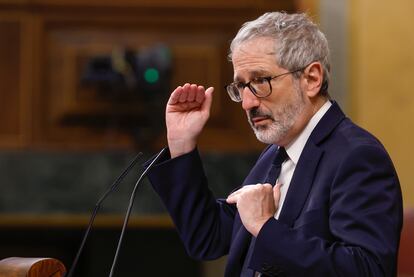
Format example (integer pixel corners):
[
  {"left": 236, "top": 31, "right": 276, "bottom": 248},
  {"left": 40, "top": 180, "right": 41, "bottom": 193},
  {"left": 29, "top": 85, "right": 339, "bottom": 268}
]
[{"left": 231, "top": 37, "right": 307, "bottom": 146}]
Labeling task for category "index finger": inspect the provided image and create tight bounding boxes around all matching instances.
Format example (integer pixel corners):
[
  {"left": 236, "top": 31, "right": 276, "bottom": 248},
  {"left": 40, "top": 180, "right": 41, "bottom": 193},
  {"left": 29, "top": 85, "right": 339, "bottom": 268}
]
[
  {"left": 168, "top": 86, "right": 183, "bottom": 105},
  {"left": 226, "top": 184, "right": 261, "bottom": 203}
]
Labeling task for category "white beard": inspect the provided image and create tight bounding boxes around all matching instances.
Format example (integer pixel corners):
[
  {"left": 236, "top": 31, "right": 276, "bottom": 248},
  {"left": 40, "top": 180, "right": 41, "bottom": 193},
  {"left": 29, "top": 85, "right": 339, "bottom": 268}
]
[{"left": 248, "top": 87, "right": 305, "bottom": 144}]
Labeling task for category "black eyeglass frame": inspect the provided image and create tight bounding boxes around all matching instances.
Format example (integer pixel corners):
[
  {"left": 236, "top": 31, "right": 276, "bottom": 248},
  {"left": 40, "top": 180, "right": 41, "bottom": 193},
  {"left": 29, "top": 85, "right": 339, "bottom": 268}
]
[{"left": 224, "top": 66, "right": 307, "bottom": 102}]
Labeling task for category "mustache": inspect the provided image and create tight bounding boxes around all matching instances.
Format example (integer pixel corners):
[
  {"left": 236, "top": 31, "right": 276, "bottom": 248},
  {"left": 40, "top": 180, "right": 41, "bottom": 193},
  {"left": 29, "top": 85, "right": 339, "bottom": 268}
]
[{"left": 248, "top": 107, "right": 274, "bottom": 120}]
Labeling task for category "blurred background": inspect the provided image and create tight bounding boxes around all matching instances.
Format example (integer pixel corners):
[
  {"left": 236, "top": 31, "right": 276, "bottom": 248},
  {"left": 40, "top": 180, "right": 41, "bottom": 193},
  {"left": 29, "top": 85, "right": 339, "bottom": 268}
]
[{"left": 0, "top": 0, "right": 413, "bottom": 276}]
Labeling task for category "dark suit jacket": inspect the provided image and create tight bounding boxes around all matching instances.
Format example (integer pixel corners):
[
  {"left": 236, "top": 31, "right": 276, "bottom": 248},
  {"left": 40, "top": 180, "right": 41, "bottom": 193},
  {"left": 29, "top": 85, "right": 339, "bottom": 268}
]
[{"left": 147, "top": 102, "right": 403, "bottom": 277}]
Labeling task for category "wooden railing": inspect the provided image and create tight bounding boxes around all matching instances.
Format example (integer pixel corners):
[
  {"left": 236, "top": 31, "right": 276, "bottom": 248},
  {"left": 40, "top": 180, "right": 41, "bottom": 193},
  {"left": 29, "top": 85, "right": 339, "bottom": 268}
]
[{"left": 0, "top": 257, "right": 66, "bottom": 277}]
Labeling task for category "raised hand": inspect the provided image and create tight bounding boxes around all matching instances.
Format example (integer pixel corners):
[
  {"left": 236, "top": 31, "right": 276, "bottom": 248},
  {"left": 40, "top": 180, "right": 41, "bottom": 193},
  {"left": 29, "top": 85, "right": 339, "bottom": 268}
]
[{"left": 166, "top": 83, "right": 214, "bottom": 158}]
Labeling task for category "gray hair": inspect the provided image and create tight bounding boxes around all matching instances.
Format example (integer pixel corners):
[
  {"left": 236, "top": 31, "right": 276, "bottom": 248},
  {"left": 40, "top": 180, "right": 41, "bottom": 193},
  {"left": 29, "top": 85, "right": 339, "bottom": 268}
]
[{"left": 229, "top": 12, "right": 331, "bottom": 96}]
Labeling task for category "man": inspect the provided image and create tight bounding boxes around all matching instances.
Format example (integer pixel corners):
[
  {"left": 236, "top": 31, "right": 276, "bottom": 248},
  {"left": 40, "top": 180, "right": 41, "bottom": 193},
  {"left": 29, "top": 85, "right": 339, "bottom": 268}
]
[{"left": 147, "top": 12, "right": 403, "bottom": 276}]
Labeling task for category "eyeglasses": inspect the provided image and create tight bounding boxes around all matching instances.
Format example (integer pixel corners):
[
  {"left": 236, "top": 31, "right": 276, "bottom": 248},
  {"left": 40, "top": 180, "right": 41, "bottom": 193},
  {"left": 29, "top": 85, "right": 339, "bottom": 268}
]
[{"left": 225, "top": 67, "right": 305, "bottom": 102}]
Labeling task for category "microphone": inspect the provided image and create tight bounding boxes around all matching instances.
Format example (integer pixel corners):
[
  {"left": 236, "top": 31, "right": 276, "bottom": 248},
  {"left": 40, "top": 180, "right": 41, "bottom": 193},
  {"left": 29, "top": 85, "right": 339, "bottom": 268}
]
[
  {"left": 108, "top": 147, "right": 167, "bottom": 277},
  {"left": 65, "top": 152, "right": 143, "bottom": 277}
]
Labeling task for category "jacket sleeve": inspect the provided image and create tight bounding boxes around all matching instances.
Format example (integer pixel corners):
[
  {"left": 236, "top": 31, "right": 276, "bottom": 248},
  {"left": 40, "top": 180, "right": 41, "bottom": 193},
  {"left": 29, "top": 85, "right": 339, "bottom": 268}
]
[
  {"left": 146, "top": 148, "right": 237, "bottom": 260},
  {"left": 250, "top": 144, "right": 403, "bottom": 277}
]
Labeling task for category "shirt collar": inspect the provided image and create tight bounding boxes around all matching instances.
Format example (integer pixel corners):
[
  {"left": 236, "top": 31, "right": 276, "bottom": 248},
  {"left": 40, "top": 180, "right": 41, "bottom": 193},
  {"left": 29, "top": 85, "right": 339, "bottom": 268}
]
[{"left": 284, "top": 100, "right": 332, "bottom": 165}]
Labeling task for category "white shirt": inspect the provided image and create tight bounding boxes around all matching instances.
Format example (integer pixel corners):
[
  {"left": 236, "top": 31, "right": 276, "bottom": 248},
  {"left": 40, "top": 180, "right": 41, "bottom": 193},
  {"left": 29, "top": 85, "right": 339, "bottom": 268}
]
[{"left": 274, "top": 101, "right": 332, "bottom": 219}]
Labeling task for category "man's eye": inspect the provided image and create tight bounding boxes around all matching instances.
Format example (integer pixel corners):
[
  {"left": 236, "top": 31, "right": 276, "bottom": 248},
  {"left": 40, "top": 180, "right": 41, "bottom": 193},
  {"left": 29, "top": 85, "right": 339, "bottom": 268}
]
[
  {"left": 252, "top": 77, "right": 267, "bottom": 85},
  {"left": 235, "top": 83, "right": 245, "bottom": 90}
]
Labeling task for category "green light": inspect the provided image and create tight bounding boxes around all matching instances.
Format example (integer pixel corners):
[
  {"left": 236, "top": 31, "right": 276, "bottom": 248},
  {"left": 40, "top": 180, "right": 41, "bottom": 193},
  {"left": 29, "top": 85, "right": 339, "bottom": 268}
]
[{"left": 144, "top": 68, "right": 159, "bottom": 84}]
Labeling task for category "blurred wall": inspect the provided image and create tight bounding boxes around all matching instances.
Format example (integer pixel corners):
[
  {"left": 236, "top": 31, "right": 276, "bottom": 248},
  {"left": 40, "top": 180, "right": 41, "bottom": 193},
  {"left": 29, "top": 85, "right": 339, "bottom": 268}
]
[{"left": 349, "top": 0, "right": 414, "bottom": 207}]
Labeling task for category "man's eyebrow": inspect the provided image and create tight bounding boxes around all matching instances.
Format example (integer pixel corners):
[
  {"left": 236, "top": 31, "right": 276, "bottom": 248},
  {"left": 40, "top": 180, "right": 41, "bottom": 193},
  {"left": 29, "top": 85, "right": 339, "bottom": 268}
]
[{"left": 234, "top": 69, "right": 272, "bottom": 82}]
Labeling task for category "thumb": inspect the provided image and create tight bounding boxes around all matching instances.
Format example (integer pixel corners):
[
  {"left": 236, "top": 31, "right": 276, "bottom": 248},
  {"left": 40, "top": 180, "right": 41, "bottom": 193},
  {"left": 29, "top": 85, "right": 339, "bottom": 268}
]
[
  {"left": 273, "top": 183, "right": 282, "bottom": 209},
  {"left": 201, "top": 87, "right": 214, "bottom": 112}
]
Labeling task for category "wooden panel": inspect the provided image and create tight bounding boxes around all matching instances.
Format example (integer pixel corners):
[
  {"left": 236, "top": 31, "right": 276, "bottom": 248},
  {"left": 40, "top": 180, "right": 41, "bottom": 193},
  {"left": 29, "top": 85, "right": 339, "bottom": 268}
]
[
  {"left": 0, "top": 0, "right": 28, "bottom": 5},
  {"left": 33, "top": 17, "right": 231, "bottom": 150},
  {"left": 0, "top": 1, "right": 297, "bottom": 152},
  {"left": 32, "top": 11, "right": 270, "bottom": 151},
  {"left": 0, "top": 13, "right": 31, "bottom": 148},
  {"left": 16, "top": 0, "right": 294, "bottom": 10},
  {"left": 44, "top": 28, "right": 225, "bottom": 121},
  {"left": 0, "top": 21, "right": 20, "bottom": 135}
]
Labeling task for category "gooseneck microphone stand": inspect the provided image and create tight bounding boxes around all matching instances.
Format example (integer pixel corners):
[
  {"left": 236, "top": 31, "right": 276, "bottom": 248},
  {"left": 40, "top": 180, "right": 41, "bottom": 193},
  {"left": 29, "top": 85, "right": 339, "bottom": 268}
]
[
  {"left": 108, "top": 147, "right": 167, "bottom": 277},
  {"left": 65, "top": 152, "right": 143, "bottom": 277}
]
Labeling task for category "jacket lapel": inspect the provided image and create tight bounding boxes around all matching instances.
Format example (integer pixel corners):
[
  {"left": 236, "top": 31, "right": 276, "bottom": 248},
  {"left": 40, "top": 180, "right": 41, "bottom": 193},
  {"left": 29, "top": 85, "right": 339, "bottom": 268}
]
[
  {"left": 278, "top": 101, "right": 346, "bottom": 226},
  {"left": 242, "top": 144, "right": 278, "bottom": 186},
  {"left": 278, "top": 142, "right": 322, "bottom": 226}
]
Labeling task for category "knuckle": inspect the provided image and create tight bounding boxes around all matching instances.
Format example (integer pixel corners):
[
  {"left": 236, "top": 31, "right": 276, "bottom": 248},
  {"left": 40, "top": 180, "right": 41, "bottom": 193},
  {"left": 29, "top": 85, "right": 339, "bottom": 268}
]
[{"left": 262, "top": 184, "right": 273, "bottom": 192}]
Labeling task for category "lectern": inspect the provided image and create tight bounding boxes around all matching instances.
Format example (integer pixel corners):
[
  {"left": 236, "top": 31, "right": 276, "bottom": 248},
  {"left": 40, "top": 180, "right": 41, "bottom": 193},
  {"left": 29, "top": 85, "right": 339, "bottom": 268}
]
[{"left": 0, "top": 257, "right": 66, "bottom": 277}]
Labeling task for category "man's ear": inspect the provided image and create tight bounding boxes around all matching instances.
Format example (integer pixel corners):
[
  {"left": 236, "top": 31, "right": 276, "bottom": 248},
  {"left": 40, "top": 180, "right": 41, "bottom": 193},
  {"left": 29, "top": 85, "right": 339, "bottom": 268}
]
[{"left": 302, "top": 62, "right": 323, "bottom": 98}]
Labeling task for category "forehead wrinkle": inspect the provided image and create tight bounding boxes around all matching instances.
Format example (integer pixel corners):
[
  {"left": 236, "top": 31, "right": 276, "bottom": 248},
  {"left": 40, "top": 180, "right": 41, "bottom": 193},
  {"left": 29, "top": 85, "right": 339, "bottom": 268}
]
[{"left": 232, "top": 38, "right": 279, "bottom": 82}]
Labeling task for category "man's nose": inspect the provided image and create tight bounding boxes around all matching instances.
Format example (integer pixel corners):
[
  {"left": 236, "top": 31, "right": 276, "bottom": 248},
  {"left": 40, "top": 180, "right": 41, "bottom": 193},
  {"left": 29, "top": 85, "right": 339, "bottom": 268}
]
[{"left": 241, "top": 88, "right": 260, "bottom": 111}]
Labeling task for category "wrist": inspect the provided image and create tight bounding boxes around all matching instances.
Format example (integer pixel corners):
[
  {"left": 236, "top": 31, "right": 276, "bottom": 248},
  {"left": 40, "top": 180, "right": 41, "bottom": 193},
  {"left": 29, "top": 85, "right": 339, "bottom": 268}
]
[
  {"left": 168, "top": 138, "right": 196, "bottom": 158},
  {"left": 251, "top": 216, "right": 273, "bottom": 237}
]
